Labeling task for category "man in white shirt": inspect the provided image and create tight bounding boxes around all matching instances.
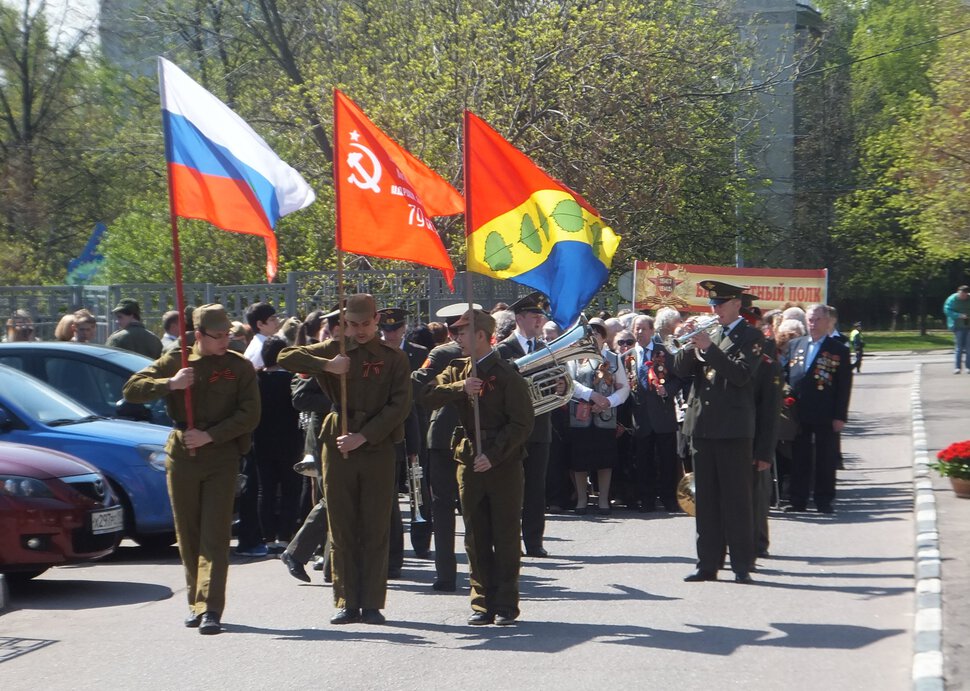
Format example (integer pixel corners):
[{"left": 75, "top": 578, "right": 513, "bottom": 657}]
[{"left": 495, "top": 292, "right": 552, "bottom": 557}]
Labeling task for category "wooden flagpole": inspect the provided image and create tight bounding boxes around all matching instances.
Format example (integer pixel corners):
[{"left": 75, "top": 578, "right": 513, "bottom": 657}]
[
  {"left": 333, "top": 89, "right": 349, "bottom": 457},
  {"left": 462, "top": 110, "right": 483, "bottom": 457},
  {"left": 158, "top": 59, "right": 195, "bottom": 454}
]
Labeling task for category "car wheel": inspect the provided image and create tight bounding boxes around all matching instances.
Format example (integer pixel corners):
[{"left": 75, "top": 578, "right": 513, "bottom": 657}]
[
  {"left": 133, "top": 532, "right": 177, "bottom": 549},
  {"left": 5, "top": 568, "right": 48, "bottom": 581}
]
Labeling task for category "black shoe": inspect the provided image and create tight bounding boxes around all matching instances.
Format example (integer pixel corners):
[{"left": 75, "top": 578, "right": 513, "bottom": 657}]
[
  {"left": 330, "top": 608, "right": 361, "bottom": 625},
  {"left": 280, "top": 551, "right": 311, "bottom": 583},
  {"left": 414, "top": 549, "right": 432, "bottom": 560},
  {"left": 361, "top": 609, "right": 386, "bottom": 625},
  {"left": 494, "top": 612, "right": 517, "bottom": 626},
  {"left": 683, "top": 569, "right": 717, "bottom": 582},
  {"left": 757, "top": 549, "right": 770, "bottom": 559},
  {"left": 312, "top": 557, "right": 325, "bottom": 571},
  {"left": 783, "top": 504, "right": 806, "bottom": 513},
  {"left": 816, "top": 503, "right": 834, "bottom": 514},
  {"left": 638, "top": 504, "right": 657, "bottom": 513},
  {"left": 574, "top": 506, "right": 588, "bottom": 516},
  {"left": 467, "top": 611, "right": 494, "bottom": 625},
  {"left": 734, "top": 572, "right": 753, "bottom": 584},
  {"left": 184, "top": 612, "right": 202, "bottom": 628},
  {"left": 199, "top": 612, "right": 222, "bottom": 635},
  {"left": 597, "top": 505, "right": 612, "bottom": 516},
  {"left": 525, "top": 547, "right": 549, "bottom": 558},
  {"left": 432, "top": 580, "right": 456, "bottom": 592}
]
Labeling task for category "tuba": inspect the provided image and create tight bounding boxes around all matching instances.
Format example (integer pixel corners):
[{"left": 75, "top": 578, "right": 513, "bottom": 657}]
[
  {"left": 513, "top": 321, "right": 602, "bottom": 415},
  {"left": 677, "top": 472, "right": 696, "bottom": 516}
]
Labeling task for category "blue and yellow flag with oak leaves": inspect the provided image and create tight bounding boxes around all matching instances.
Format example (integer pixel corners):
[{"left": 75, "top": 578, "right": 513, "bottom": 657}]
[{"left": 464, "top": 111, "right": 620, "bottom": 329}]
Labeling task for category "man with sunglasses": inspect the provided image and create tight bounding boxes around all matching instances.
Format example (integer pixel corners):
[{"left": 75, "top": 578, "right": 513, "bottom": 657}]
[{"left": 124, "top": 304, "right": 260, "bottom": 635}]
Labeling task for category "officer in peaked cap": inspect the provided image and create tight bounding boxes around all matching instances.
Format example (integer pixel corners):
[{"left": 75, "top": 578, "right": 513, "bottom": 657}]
[
  {"left": 409, "top": 302, "right": 481, "bottom": 592},
  {"left": 508, "top": 291, "right": 549, "bottom": 315},
  {"left": 672, "top": 279, "right": 764, "bottom": 584},
  {"left": 496, "top": 291, "right": 552, "bottom": 557},
  {"left": 436, "top": 302, "right": 482, "bottom": 327}
]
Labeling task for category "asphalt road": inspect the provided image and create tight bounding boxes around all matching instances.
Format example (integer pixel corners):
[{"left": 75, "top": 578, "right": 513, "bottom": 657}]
[{"left": 0, "top": 352, "right": 939, "bottom": 690}]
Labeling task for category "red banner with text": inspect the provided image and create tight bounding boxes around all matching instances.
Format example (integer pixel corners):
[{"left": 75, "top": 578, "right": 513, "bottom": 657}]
[{"left": 633, "top": 261, "right": 828, "bottom": 314}]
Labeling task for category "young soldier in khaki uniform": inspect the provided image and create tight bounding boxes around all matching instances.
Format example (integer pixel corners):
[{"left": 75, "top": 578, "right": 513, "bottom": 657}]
[
  {"left": 123, "top": 304, "right": 260, "bottom": 635},
  {"left": 278, "top": 294, "right": 411, "bottom": 626},
  {"left": 421, "top": 309, "right": 534, "bottom": 625},
  {"left": 672, "top": 281, "right": 764, "bottom": 584}
]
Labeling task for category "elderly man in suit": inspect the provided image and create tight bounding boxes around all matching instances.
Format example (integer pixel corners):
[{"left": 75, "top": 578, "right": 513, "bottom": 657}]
[
  {"left": 629, "top": 314, "right": 682, "bottom": 512},
  {"left": 784, "top": 304, "right": 852, "bottom": 514},
  {"left": 672, "top": 280, "right": 764, "bottom": 584},
  {"left": 495, "top": 292, "right": 552, "bottom": 557}
]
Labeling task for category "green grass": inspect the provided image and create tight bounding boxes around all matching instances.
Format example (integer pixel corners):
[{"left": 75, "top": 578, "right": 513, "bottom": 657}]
[{"left": 860, "top": 330, "right": 954, "bottom": 352}]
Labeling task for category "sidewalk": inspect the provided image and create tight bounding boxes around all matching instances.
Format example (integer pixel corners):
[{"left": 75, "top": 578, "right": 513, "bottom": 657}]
[{"left": 916, "top": 356, "right": 970, "bottom": 690}]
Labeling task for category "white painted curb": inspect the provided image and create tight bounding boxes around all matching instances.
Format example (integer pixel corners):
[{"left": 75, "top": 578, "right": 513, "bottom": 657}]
[{"left": 911, "top": 365, "right": 944, "bottom": 691}]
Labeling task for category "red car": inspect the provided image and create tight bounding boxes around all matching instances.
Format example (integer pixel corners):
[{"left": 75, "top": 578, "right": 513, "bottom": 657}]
[{"left": 0, "top": 442, "right": 124, "bottom": 580}]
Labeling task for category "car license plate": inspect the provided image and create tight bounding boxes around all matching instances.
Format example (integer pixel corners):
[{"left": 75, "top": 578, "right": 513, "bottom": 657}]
[{"left": 90, "top": 507, "right": 124, "bottom": 535}]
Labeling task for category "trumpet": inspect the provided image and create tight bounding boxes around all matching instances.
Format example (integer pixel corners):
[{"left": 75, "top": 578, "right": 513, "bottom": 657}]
[
  {"left": 407, "top": 454, "right": 427, "bottom": 524},
  {"left": 663, "top": 315, "right": 721, "bottom": 354}
]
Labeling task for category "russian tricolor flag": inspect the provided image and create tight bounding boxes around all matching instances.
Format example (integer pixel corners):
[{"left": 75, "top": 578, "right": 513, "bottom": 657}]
[{"left": 158, "top": 57, "right": 315, "bottom": 281}]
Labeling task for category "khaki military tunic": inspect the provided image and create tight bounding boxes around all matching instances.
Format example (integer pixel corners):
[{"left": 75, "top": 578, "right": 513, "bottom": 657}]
[
  {"left": 124, "top": 344, "right": 260, "bottom": 616},
  {"left": 421, "top": 350, "right": 534, "bottom": 616},
  {"left": 278, "top": 336, "right": 411, "bottom": 610}
]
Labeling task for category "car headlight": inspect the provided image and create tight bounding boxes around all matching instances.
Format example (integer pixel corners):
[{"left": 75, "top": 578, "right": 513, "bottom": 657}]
[
  {"left": 137, "top": 444, "right": 169, "bottom": 472},
  {"left": 0, "top": 475, "right": 55, "bottom": 498}
]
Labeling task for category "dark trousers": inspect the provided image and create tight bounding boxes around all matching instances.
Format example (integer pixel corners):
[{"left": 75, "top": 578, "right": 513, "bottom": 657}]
[
  {"left": 692, "top": 437, "right": 754, "bottom": 575},
  {"left": 545, "top": 408, "right": 572, "bottom": 508},
  {"left": 752, "top": 467, "right": 772, "bottom": 555},
  {"left": 236, "top": 452, "right": 262, "bottom": 548},
  {"left": 323, "top": 443, "right": 395, "bottom": 610},
  {"left": 287, "top": 498, "right": 330, "bottom": 570},
  {"left": 634, "top": 430, "right": 678, "bottom": 508},
  {"left": 459, "top": 458, "right": 524, "bottom": 617},
  {"left": 256, "top": 452, "right": 303, "bottom": 542},
  {"left": 790, "top": 422, "right": 839, "bottom": 508},
  {"left": 168, "top": 454, "right": 238, "bottom": 617},
  {"left": 522, "top": 440, "right": 549, "bottom": 552},
  {"left": 430, "top": 448, "right": 459, "bottom": 583},
  {"left": 389, "top": 456, "right": 404, "bottom": 573}
]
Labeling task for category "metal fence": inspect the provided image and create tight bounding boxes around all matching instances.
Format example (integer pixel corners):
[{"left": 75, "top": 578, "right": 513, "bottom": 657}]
[{"left": 0, "top": 270, "right": 624, "bottom": 341}]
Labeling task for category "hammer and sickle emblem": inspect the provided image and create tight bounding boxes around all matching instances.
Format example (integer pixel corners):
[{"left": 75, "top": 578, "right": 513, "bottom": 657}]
[{"left": 347, "top": 142, "right": 382, "bottom": 193}]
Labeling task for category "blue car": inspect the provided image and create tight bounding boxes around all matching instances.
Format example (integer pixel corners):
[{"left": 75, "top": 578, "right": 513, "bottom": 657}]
[
  {"left": 0, "top": 364, "right": 174, "bottom": 547},
  {"left": 0, "top": 342, "right": 172, "bottom": 426}
]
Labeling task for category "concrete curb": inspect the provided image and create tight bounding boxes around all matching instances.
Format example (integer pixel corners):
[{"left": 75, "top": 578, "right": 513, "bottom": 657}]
[{"left": 911, "top": 364, "right": 945, "bottom": 691}]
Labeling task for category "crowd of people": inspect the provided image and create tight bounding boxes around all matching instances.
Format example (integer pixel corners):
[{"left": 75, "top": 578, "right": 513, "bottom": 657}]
[{"left": 7, "top": 282, "right": 910, "bottom": 631}]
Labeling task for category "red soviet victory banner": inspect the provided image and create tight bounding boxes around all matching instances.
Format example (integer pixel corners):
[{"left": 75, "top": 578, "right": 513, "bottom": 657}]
[{"left": 333, "top": 90, "right": 462, "bottom": 288}]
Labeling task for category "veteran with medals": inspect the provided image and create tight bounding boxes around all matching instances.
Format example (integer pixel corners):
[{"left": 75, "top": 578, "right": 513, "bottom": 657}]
[
  {"left": 672, "top": 281, "right": 764, "bottom": 584},
  {"left": 783, "top": 304, "right": 852, "bottom": 514}
]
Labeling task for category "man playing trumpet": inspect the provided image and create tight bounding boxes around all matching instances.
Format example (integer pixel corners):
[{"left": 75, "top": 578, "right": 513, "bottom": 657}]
[{"left": 672, "top": 281, "right": 764, "bottom": 584}]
